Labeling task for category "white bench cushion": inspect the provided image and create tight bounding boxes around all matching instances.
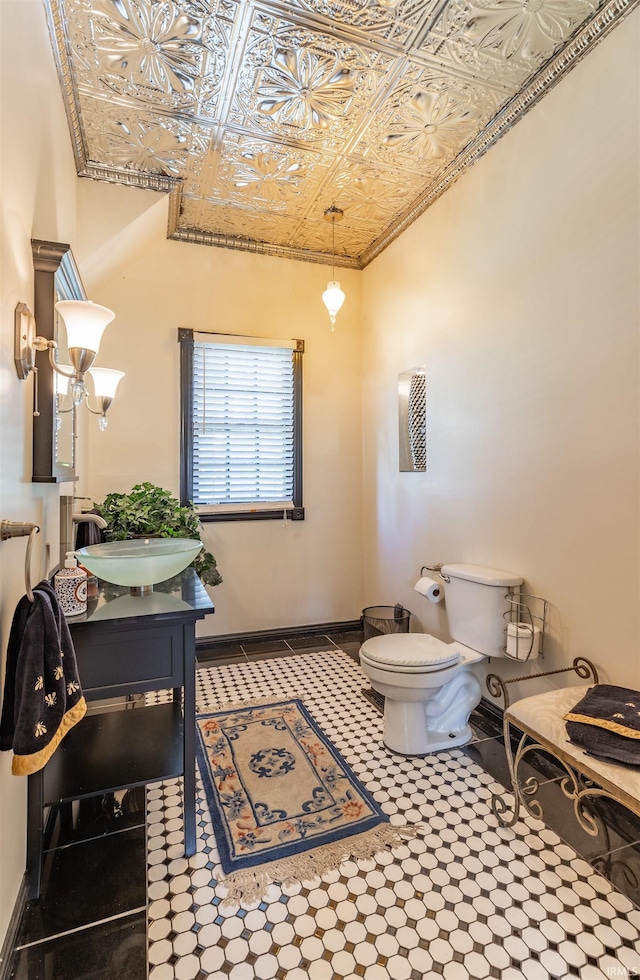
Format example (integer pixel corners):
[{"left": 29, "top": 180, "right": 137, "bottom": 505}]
[{"left": 507, "top": 685, "right": 640, "bottom": 817}]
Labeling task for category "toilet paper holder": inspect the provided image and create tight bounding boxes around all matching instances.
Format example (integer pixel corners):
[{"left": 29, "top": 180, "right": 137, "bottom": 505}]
[
  {"left": 503, "top": 592, "right": 549, "bottom": 662},
  {"left": 421, "top": 562, "right": 446, "bottom": 577},
  {"left": 421, "top": 563, "right": 453, "bottom": 584}
]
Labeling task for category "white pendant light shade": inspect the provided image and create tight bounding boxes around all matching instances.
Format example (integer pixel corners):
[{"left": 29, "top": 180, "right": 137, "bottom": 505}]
[
  {"left": 55, "top": 300, "right": 115, "bottom": 354},
  {"left": 88, "top": 367, "right": 125, "bottom": 399},
  {"left": 322, "top": 280, "right": 345, "bottom": 325}
]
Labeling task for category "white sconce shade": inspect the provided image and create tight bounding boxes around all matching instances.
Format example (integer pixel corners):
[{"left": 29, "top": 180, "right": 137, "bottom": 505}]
[
  {"left": 14, "top": 290, "right": 122, "bottom": 438},
  {"left": 322, "top": 281, "right": 345, "bottom": 326},
  {"left": 88, "top": 367, "right": 125, "bottom": 399},
  {"left": 55, "top": 368, "right": 71, "bottom": 396},
  {"left": 55, "top": 300, "right": 115, "bottom": 354}
]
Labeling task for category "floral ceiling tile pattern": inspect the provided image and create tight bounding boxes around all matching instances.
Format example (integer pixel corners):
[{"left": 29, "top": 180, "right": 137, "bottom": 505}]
[
  {"left": 283, "top": 0, "right": 439, "bottom": 47},
  {"left": 454, "top": 0, "right": 599, "bottom": 63},
  {"left": 292, "top": 217, "right": 381, "bottom": 254},
  {"left": 227, "top": 11, "right": 393, "bottom": 150},
  {"left": 353, "top": 77, "right": 493, "bottom": 172},
  {"left": 82, "top": 98, "right": 213, "bottom": 176},
  {"left": 66, "top": 0, "right": 235, "bottom": 119},
  {"left": 214, "top": 133, "right": 330, "bottom": 212},
  {"left": 181, "top": 197, "right": 302, "bottom": 245},
  {"left": 45, "top": 0, "right": 634, "bottom": 267},
  {"left": 327, "top": 168, "right": 426, "bottom": 223},
  {"left": 419, "top": 0, "right": 601, "bottom": 88}
]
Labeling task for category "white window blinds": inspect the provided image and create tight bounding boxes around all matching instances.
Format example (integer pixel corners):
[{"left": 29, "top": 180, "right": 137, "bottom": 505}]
[{"left": 192, "top": 335, "right": 296, "bottom": 509}]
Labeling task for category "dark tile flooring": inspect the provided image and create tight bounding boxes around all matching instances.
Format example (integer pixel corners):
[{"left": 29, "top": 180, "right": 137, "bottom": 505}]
[
  {"left": 197, "top": 629, "right": 364, "bottom": 665},
  {"left": 8, "top": 788, "right": 147, "bottom": 980},
  {"left": 5, "top": 626, "right": 640, "bottom": 979}
]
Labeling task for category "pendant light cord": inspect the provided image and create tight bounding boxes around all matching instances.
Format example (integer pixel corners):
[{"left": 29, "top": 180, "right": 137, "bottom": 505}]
[{"left": 331, "top": 211, "right": 336, "bottom": 280}]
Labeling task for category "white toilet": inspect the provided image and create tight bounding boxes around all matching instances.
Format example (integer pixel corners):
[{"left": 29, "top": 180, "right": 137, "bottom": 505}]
[{"left": 359, "top": 564, "right": 523, "bottom": 756}]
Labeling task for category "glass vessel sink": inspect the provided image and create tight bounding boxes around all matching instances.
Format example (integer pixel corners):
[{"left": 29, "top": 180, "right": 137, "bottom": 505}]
[{"left": 76, "top": 538, "right": 203, "bottom": 593}]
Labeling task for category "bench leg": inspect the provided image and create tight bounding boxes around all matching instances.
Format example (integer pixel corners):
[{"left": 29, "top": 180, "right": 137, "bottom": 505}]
[
  {"left": 491, "top": 718, "right": 616, "bottom": 836},
  {"left": 491, "top": 718, "right": 544, "bottom": 828},
  {"left": 556, "top": 767, "right": 614, "bottom": 836}
]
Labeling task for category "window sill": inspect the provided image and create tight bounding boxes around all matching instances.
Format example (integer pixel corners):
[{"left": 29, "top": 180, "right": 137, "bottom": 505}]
[{"left": 198, "top": 507, "right": 305, "bottom": 523}]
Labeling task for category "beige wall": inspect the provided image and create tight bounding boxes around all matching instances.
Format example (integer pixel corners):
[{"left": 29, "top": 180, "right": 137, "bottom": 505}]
[
  {"left": 0, "top": 0, "right": 81, "bottom": 951},
  {"left": 361, "top": 10, "right": 640, "bottom": 698},
  {"left": 78, "top": 197, "right": 364, "bottom": 637}
]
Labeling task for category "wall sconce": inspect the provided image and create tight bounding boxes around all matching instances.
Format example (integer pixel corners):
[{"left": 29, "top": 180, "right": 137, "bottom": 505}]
[
  {"left": 55, "top": 365, "right": 124, "bottom": 431},
  {"left": 87, "top": 367, "right": 125, "bottom": 430},
  {"left": 321, "top": 205, "right": 345, "bottom": 329},
  {"left": 15, "top": 299, "right": 124, "bottom": 429}
]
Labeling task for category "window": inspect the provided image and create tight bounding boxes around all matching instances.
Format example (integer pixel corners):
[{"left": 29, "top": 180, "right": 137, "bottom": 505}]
[{"left": 179, "top": 330, "right": 304, "bottom": 521}]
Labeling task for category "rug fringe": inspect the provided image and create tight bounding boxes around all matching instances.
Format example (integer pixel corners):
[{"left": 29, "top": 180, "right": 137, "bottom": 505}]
[
  {"left": 200, "top": 693, "right": 307, "bottom": 713},
  {"left": 220, "top": 822, "right": 418, "bottom": 907}
]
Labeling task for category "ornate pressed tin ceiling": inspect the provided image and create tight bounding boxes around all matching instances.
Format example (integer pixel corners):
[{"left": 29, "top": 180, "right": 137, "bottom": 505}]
[{"left": 45, "top": 0, "right": 635, "bottom": 268}]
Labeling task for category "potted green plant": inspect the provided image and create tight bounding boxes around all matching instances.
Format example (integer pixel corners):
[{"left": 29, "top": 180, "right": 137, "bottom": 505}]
[{"left": 94, "top": 482, "right": 222, "bottom": 587}]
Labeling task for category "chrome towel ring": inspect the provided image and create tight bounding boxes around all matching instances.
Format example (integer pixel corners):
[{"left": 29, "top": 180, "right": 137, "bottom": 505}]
[{"left": 1, "top": 520, "right": 40, "bottom": 602}]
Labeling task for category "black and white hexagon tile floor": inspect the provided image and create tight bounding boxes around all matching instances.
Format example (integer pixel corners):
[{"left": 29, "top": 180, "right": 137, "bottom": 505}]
[{"left": 145, "top": 651, "right": 640, "bottom": 980}]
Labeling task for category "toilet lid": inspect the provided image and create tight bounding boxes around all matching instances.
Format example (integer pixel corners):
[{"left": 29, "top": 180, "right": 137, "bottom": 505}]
[{"left": 360, "top": 633, "right": 461, "bottom": 669}]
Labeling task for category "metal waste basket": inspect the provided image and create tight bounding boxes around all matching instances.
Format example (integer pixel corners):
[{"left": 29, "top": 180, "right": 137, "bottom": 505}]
[{"left": 362, "top": 604, "right": 411, "bottom": 641}]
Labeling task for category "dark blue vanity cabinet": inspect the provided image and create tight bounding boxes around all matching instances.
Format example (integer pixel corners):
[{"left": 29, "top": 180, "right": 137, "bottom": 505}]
[{"left": 26, "top": 569, "right": 214, "bottom": 900}]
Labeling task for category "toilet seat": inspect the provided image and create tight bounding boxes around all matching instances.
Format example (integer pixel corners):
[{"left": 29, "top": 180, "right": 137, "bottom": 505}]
[{"left": 360, "top": 633, "right": 461, "bottom": 673}]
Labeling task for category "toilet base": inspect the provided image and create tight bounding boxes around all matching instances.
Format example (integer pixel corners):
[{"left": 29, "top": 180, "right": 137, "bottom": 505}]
[
  {"left": 372, "top": 668, "right": 483, "bottom": 757},
  {"left": 382, "top": 697, "right": 476, "bottom": 755},
  {"left": 383, "top": 726, "right": 474, "bottom": 758}
]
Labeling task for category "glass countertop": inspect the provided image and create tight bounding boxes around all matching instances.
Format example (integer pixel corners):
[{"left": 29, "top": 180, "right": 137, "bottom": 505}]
[{"left": 67, "top": 568, "right": 214, "bottom": 628}]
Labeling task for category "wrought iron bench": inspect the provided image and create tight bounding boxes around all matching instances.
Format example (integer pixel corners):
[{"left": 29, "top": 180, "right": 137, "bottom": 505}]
[{"left": 486, "top": 658, "right": 640, "bottom": 836}]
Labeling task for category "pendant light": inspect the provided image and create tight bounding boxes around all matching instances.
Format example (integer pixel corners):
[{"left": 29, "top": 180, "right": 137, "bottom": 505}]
[{"left": 322, "top": 206, "right": 345, "bottom": 329}]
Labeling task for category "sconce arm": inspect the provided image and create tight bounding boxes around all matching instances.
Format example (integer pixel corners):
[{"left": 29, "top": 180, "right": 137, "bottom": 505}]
[
  {"left": 85, "top": 395, "right": 113, "bottom": 431},
  {"left": 38, "top": 342, "right": 76, "bottom": 379},
  {"left": 85, "top": 395, "right": 112, "bottom": 417},
  {"left": 29, "top": 335, "right": 76, "bottom": 380}
]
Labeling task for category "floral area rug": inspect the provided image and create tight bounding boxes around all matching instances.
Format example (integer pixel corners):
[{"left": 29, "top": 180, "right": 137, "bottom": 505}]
[{"left": 195, "top": 697, "right": 415, "bottom": 905}]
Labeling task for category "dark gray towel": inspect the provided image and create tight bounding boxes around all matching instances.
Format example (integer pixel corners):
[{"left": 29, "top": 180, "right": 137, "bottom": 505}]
[
  {"left": 566, "top": 721, "right": 640, "bottom": 768},
  {"left": 75, "top": 514, "right": 105, "bottom": 549},
  {"left": 0, "top": 580, "right": 86, "bottom": 775},
  {"left": 564, "top": 684, "right": 640, "bottom": 739}
]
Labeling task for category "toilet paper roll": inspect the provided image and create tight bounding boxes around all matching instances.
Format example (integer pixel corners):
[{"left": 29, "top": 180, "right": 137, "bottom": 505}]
[
  {"left": 413, "top": 576, "right": 443, "bottom": 603},
  {"left": 506, "top": 622, "right": 540, "bottom": 660}
]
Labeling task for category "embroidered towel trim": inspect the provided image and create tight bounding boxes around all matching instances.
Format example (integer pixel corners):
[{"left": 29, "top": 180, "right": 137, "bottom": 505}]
[
  {"left": 0, "top": 580, "right": 86, "bottom": 775},
  {"left": 11, "top": 698, "right": 86, "bottom": 776},
  {"left": 564, "top": 684, "right": 640, "bottom": 740}
]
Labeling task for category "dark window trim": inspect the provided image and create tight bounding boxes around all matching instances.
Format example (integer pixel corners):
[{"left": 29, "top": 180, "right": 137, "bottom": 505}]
[{"left": 179, "top": 328, "right": 304, "bottom": 522}]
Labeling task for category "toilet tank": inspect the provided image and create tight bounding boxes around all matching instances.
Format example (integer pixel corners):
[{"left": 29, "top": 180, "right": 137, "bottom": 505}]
[{"left": 441, "top": 563, "right": 523, "bottom": 657}]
